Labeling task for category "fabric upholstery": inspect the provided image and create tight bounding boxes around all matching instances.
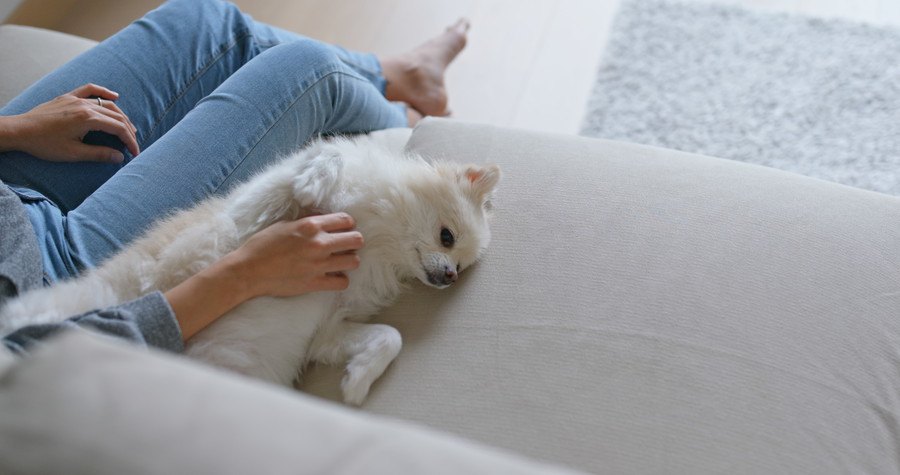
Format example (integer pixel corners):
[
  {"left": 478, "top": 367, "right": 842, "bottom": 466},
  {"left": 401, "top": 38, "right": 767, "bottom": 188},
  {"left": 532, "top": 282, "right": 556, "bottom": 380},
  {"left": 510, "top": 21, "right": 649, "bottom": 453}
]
[
  {"left": 0, "top": 332, "right": 580, "bottom": 475},
  {"left": 0, "top": 25, "right": 97, "bottom": 108}
]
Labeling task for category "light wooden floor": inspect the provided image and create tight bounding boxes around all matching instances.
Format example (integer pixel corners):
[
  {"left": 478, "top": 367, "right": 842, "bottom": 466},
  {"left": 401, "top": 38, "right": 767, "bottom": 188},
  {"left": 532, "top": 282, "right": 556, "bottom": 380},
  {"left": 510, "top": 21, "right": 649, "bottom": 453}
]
[{"left": 6, "top": 0, "right": 900, "bottom": 135}]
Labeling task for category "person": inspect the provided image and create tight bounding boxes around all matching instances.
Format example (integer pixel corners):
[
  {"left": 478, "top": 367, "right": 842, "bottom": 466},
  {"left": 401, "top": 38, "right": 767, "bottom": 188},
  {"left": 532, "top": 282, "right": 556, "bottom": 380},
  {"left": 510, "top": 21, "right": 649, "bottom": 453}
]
[{"left": 0, "top": 0, "right": 469, "bottom": 355}]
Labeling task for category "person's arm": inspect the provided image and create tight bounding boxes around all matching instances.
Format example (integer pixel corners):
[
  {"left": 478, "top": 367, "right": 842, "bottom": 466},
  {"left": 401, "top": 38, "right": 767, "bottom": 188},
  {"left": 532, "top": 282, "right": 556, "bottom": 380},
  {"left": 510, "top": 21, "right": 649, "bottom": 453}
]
[
  {"left": 2, "top": 213, "right": 363, "bottom": 354},
  {"left": 0, "top": 116, "right": 21, "bottom": 153},
  {"left": 161, "top": 257, "right": 250, "bottom": 342},
  {"left": 2, "top": 291, "right": 182, "bottom": 356},
  {"left": 164, "top": 213, "right": 363, "bottom": 340}
]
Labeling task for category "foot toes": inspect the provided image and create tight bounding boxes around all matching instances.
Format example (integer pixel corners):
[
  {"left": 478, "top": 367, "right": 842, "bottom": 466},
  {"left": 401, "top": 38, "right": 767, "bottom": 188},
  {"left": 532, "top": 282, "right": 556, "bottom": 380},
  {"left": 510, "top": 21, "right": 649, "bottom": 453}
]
[
  {"left": 449, "top": 18, "right": 470, "bottom": 34},
  {"left": 406, "top": 106, "right": 424, "bottom": 127}
]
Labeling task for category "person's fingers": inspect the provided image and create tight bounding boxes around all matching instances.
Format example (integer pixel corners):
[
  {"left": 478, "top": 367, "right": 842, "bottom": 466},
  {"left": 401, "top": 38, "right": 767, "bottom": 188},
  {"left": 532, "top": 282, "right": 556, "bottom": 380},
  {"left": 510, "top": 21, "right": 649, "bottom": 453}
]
[
  {"left": 324, "top": 230, "right": 365, "bottom": 254},
  {"left": 71, "top": 83, "right": 119, "bottom": 101},
  {"left": 322, "top": 253, "right": 361, "bottom": 274},
  {"left": 89, "top": 101, "right": 139, "bottom": 152},
  {"left": 313, "top": 212, "right": 357, "bottom": 233},
  {"left": 86, "top": 114, "right": 140, "bottom": 157},
  {"left": 72, "top": 84, "right": 137, "bottom": 142},
  {"left": 311, "top": 273, "right": 351, "bottom": 292},
  {"left": 100, "top": 99, "right": 138, "bottom": 135},
  {"left": 70, "top": 143, "right": 125, "bottom": 163}
]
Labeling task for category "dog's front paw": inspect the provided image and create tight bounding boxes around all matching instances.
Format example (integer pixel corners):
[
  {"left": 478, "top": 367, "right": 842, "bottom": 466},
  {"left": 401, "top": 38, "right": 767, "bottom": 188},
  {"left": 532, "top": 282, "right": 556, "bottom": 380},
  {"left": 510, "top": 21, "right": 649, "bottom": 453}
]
[
  {"left": 322, "top": 322, "right": 401, "bottom": 406},
  {"left": 341, "top": 364, "right": 377, "bottom": 406}
]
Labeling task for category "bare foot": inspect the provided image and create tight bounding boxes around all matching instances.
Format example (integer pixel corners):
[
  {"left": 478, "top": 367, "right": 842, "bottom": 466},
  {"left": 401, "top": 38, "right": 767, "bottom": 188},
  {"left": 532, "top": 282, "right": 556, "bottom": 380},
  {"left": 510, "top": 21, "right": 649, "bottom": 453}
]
[{"left": 380, "top": 18, "right": 469, "bottom": 118}]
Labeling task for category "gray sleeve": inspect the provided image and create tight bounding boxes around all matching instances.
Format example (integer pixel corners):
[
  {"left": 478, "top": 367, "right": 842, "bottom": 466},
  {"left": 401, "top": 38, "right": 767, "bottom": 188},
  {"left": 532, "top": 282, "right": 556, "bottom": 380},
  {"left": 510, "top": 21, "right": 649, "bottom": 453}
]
[{"left": 2, "top": 291, "right": 184, "bottom": 356}]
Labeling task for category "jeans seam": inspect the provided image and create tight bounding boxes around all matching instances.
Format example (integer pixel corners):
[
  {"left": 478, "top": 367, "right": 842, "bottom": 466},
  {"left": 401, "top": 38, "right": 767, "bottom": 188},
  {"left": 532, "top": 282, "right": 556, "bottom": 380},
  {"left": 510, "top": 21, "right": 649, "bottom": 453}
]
[
  {"left": 341, "top": 59, "right": 381, "bottom": 83},
  {"left": 213, "top": 69, "right": 369, "bottom": 194},
  {"left": 144, "top": 29, "right": 254, "bottom": 143},
  {"left": 334, "top": 53, "right": 385, "bottom": 94},
  {"left": 60, "top": 215, "right": 88, "bottom": 275}
]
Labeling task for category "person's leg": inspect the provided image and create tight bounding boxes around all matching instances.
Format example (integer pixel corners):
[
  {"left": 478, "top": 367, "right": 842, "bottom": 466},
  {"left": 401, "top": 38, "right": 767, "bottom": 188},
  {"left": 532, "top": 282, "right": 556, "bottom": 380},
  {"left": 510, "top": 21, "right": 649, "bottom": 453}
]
[
  {"left": 379, "top": 18, "right": 469, "bottom": 118},
  {"left": 251, "top": 21, "right": 390, "bottom": 92},
  {"left": 0, "top": 0, "right": 394, "bottom": 212},
  {"left": 0, "top": 0, "right": 260, "bottom": 211},
  {"left": 61, "top": 39, "right": 406, "bottom": 273}
]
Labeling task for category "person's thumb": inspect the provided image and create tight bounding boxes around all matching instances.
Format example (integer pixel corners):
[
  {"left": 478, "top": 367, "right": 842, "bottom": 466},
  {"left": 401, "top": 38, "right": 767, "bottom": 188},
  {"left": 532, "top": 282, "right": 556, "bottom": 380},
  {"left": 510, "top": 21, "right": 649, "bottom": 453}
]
[{"left": 72, "top": 144, "right": 125, "bottom": 163}]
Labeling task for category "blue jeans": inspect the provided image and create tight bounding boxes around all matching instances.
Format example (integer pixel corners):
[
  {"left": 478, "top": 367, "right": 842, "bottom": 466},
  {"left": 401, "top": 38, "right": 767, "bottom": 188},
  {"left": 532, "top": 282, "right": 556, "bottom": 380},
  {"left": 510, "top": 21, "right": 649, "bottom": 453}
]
[{"left": 0, "top": 0, "right": 406, "bottom": 283}]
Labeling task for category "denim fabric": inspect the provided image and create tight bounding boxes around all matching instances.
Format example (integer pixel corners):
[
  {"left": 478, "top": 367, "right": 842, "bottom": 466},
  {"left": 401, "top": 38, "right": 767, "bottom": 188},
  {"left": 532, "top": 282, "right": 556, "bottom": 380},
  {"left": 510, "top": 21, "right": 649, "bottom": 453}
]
[{"left": 0, "top": 0, "right": 406, "bottom": 281}]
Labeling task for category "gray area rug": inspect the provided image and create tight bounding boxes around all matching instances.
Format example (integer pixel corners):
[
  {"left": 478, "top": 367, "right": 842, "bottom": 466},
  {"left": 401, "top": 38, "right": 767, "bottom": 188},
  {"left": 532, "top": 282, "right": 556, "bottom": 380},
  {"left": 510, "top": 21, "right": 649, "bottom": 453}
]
[{"left": 580, "top": 0, "right": 900, "bottom": 195}]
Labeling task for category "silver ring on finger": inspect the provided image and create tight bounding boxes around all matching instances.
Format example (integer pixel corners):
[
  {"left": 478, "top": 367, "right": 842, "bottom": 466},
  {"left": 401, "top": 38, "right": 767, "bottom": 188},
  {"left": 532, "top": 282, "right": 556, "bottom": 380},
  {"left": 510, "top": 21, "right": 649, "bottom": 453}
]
[{"left": 96, "top": 97, "right": 103, "bottom": 108}]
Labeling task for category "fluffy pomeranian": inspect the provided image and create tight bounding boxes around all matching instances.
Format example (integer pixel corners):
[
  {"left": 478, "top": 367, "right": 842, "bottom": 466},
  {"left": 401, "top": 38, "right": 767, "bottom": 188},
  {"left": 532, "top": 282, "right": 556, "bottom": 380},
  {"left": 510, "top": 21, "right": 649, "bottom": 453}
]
[{"left": 0, "top": 133, "right": 500, "bottom": 405}]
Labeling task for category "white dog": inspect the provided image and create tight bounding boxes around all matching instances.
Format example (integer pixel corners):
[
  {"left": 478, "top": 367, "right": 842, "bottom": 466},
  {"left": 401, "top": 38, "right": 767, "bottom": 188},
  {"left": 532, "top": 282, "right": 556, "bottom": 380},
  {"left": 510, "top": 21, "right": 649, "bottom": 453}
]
[{"left": 0, "top": 134, "right": 500, "bottom": 405}]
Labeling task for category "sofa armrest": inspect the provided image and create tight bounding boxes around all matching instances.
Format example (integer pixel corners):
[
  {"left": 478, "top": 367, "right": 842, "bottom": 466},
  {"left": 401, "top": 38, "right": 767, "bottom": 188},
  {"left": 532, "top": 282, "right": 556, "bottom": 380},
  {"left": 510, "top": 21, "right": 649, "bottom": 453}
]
[
  {"left": 0, "top": 331, "right": 582, "bottom": 475},
  {"left": 0, "top": 25, "right": 97, "bottom": 108}
]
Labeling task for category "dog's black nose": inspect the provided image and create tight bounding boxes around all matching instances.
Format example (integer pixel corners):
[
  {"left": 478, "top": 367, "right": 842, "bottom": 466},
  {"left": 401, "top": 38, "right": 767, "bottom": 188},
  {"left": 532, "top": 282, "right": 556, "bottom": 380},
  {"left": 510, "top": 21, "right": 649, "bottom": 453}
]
[
  {"left": 445, "top": 267, "right": 458, "bottom": 284},
  {"left": 427, "top": 266, "right": 458, "bottom": 287}
]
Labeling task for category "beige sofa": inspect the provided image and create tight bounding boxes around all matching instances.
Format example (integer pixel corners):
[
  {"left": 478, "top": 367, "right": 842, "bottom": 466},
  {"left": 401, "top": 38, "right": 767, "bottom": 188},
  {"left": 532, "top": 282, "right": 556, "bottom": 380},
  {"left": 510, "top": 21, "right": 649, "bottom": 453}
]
[{"left": 3, "top": 24, "right": 900, "bottom": 474}]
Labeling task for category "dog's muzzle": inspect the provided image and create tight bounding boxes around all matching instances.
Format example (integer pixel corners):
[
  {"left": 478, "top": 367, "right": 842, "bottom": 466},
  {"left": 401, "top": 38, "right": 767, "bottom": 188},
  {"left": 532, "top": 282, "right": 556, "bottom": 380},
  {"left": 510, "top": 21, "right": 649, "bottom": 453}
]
[{"left": 426, "top": 265, "right": 458, "bottom": 287}]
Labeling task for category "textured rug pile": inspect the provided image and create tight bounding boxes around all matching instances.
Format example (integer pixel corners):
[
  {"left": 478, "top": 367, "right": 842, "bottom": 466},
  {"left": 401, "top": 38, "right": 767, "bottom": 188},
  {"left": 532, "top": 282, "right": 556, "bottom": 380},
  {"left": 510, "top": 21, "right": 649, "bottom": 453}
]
[{"left": 580, "top": 0, "right": 900, "bottom": 195}]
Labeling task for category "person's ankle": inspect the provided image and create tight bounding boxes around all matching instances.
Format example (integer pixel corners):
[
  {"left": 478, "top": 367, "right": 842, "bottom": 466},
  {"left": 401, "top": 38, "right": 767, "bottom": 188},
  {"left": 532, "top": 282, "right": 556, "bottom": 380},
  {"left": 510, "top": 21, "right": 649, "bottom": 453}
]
[{"left": 406, "top": 106, "right": 423, "bottom": 127}]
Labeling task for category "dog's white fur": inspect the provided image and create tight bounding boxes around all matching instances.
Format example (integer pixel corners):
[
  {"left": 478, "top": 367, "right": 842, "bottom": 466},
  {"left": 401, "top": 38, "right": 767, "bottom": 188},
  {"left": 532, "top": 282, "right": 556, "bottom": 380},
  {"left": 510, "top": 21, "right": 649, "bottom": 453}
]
[{"left": 0, "top": 134, "right": 500, "bottom": 405}]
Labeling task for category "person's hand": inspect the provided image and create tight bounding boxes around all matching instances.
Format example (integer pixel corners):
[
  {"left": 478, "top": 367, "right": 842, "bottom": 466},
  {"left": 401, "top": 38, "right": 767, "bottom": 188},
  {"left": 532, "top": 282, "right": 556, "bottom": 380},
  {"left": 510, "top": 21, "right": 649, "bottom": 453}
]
[
  {"left": 164, "top": 213, "right": 364, "bottom": 341},
  {"left": 228, "top": 212, "right": 364, "bottom": 299},
  {"left": 0, "top": 83, "right": 139, "bottom": 163}
]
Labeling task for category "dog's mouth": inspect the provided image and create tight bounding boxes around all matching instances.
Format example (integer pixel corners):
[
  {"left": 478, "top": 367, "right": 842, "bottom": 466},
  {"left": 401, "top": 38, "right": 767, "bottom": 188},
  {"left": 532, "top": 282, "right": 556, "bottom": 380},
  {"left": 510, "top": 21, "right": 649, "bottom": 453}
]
[
  {"left": 415, "top": 247, "right": 457, "bottom": 289},
  {"left": 425, "top": 272, "right": 453, "bottom": 289}
]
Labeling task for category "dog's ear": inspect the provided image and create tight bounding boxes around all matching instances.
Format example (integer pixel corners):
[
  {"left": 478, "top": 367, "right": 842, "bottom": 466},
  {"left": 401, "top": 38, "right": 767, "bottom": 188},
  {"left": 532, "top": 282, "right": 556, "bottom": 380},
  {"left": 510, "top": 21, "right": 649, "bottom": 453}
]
[{"left": 460, "top": 164, "right": 501, "bottom": 207}]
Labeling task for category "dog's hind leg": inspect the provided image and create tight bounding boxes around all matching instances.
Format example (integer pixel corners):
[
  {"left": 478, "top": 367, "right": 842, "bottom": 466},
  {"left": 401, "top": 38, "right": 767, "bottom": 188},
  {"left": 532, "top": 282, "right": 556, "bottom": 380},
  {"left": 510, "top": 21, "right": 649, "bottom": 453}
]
[
  {"left": 288, "top": 142, "right": 344, "bottom": 211},
  {"left": 226, "top": 142, "right": 345, "bottom": 240},
  {"left": 308, "top": 321, "right": 402, "bottom": 405}
]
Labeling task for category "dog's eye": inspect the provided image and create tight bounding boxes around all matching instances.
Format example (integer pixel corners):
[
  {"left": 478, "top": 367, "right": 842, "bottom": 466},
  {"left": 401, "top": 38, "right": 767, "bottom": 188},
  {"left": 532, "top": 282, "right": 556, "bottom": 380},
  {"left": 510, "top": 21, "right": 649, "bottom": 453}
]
[{"left": 440, "top": 227, "right": 455, "bottom": 248}]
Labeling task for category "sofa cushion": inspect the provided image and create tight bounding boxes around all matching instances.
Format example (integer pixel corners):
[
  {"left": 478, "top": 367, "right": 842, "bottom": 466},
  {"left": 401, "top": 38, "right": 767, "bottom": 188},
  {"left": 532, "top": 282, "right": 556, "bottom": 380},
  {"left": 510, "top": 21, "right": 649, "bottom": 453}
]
[
  {"left": 0, "top": 331, "right": 580, "bottom": 475},
  {"left": 0, "top": 25, "right": 97, "bottom": 108},
  {"left": 302, "top": 117, "right": 900, "bottom": 473}
]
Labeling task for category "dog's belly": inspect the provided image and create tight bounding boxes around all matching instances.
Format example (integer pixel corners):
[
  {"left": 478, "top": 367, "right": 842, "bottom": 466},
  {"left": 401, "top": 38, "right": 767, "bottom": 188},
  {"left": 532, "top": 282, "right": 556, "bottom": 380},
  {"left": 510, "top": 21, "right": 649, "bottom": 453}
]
[{"left": 184, "top": 291, "right": 339, "bottom": 386}]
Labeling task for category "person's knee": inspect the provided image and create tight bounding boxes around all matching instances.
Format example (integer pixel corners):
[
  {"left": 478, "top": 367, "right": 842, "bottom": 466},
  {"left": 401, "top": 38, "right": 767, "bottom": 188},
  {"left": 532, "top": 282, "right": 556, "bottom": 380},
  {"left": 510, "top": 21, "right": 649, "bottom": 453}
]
[
  {"left": 152, "top": 0, "right": 247, "bottom": 34},
  {"left": 263, "top": 39, "right": 343, "bottom": 73},
  {"left": 160, "top": 0, "right": 233, "bottom": 15}
]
